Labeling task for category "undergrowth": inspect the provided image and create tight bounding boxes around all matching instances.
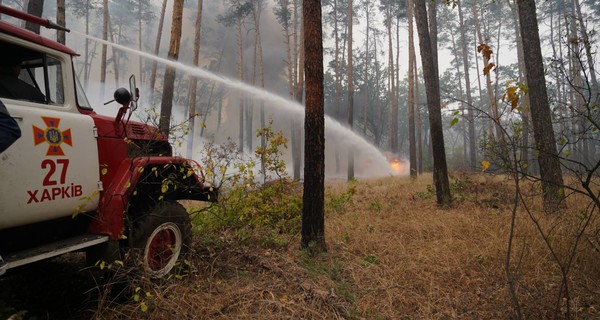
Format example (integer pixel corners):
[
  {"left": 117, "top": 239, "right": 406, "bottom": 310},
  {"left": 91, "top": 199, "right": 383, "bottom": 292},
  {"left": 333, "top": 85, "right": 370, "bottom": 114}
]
[{"left": 190, "top": 124, "right": 302, "bottom": 247}]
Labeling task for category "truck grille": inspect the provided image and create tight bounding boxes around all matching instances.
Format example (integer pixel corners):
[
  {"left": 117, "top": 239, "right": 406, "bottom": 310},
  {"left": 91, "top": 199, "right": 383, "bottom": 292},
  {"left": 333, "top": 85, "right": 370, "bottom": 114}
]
[{"left": 130, "top": 124, "right": 146, "bottom": 135}]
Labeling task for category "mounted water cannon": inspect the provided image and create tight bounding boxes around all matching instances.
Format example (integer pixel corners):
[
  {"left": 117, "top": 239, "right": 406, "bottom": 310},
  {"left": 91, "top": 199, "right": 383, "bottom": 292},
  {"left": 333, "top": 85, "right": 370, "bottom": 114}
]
[{"left": 0, "top": 5, "right": 69, "bottom": 32}]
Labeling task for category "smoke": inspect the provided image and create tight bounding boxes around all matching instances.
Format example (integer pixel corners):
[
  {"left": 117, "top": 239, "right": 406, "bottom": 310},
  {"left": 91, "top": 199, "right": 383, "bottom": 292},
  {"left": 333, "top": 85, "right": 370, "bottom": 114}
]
[{"left": 44, "top": 0, "right": 403, "bottom": 179}]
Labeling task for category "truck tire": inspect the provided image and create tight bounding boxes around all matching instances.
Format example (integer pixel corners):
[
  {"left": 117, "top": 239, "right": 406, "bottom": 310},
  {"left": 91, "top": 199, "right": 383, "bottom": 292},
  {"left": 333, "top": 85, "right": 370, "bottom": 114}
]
[{"left": 131, "top": 201, "right": 192, "bottom": 278}]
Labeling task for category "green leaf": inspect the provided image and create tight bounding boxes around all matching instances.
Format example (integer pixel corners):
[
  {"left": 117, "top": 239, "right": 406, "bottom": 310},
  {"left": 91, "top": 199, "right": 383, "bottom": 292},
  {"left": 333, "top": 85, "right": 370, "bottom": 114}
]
[{"left": 450, "top": 117, "right": 459, "bottom": 127}]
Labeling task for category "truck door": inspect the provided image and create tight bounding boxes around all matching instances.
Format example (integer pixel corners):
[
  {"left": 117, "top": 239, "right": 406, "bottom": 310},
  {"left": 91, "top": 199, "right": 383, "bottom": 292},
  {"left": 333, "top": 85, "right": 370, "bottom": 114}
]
[{"left": 0, "top": 40, "right": 100, "bottom": 230}]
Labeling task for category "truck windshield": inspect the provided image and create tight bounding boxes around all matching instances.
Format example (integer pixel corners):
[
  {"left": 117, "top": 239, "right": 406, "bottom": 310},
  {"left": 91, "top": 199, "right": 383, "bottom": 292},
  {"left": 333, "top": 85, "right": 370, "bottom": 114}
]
[{"left": 74, "top": 71, "right": 93, "bottom": 110}]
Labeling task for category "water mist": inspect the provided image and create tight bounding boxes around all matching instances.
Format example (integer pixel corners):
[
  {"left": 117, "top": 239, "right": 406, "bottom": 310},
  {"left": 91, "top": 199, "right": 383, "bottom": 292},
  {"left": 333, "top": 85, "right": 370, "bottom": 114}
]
[{"left": 73, "top": 31, "right": 402, "bottom": 178}]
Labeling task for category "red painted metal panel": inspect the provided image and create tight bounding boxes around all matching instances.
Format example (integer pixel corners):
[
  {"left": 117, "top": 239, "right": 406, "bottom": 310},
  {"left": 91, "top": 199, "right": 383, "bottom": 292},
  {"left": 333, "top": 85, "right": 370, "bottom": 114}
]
[{"left": 0, "top": 20, "right": 77, "bottom": 56}]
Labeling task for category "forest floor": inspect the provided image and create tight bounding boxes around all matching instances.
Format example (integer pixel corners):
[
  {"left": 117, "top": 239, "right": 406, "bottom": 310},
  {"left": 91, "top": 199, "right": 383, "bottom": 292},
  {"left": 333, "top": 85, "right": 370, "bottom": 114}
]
[{"left": 1, "top": 173, "right": 600, "bottom": 319}]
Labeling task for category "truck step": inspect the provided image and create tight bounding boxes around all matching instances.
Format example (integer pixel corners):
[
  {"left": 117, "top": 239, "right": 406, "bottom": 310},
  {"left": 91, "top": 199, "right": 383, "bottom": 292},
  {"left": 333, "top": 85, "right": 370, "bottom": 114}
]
[{"left": 2, "top": 234, "right": 109, "bottom": 274}]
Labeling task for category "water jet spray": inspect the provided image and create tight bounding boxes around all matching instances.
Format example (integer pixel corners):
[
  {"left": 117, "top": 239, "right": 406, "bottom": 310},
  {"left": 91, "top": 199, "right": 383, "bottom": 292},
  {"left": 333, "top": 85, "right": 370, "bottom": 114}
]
[{"left": 72, "top": 31, "right": 401, "bottom": 178}]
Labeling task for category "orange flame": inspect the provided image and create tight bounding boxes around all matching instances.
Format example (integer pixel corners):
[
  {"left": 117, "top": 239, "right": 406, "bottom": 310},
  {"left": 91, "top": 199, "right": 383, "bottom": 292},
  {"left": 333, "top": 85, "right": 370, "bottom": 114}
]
[{"left": 390, "top": 159, "right": 404, "bottom": 174}]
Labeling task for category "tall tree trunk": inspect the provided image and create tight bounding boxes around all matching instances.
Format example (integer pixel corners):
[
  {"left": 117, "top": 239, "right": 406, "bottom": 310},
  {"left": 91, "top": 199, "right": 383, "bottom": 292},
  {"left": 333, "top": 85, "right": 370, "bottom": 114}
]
[
  {"left": 100, "top": 0, "right": 108, "bottom": 98},
  {"left": 415, "top": 57, "right": 423, "bottom": 174},
  {"left": 347, "top": 0, "right": 354, "bottom": 180},
  {"left": 458, "top": 0, "right": 476, "bottom": 171},
  {"left": 374, "top": 34, "right": 384, "bottom": 147},
  {"left": 334, "top": 0, "right": 342, "bottom": 174},
  {"left": 25, "top": 0, "right": 43, "bottom": 33},
  {"left": 386, "top": 2, "right": 397, "bottom": 154},
  {"left": 236, "top": 18, "right": 245, "bottom": 153},
  {"left": 414, "top": 0, "right": 451, "bottom": 206},
  {"left": 408, "top": 0, "right": 417, "bottom": 178},
  {"left": 248, "top": 1, "right": 265, "bottom": 153},
  {"left": 508, "top": 0, "right": 531, "bottom": 174},
  {"left": 186, "top": 0, "right": 203, "bottom": 159},
  {"left": 427, "top": 0, "right": 438, "bottom": 77},
  {"left": 293, "top": 17, "right": 304, "bottom": 180},
  {"left": 573, "top": 0, "right": 598, "bottom": 98},
  {"left": 106, "top": 12, "right": 119, "bottom": 87},
  {"left": 572, "top": 0, "right": 594, "bottom": 165},
  {"left": 292, "top": 0, "right": 302, "bottom": 180},
  {"left": 158, "top": 0, "right": 184, "bottom": 136},
  {"left": 278, "top": 0, "right": 299, "bottom": 178},
  {"left": 83, "top": 3, "right": 90, "bottom": 87},
  {"left": 138, "top": 0, "right": 143, "bottom": 84},
  {"left": 149, "top": 0, "right": 168, "bottom": 99},
  {"left": 201, "top": 50, "right": 225, "bottom": 138},
  {"left": 56, "top": 0, "right": 65, "bottom": 44},
  {"left": 473, "top": 1, "right": 499, "bottom": 139},
  {"left": 362, "top": 0, "right": 370, "bottom": 137},
  {"left": 396, "top": 14, "right": 401, "bottom": 151},
  {"left": 517, "top": 0, "right": 566, "bottom": 212},
  {"left": 302, "top": 0, "right": 326, "bottom": 252},
  {"left": 252, "top": 0, "right": 267, "bottom": 180},
  {"left": 450, "top": 31, "right": 466, "bottom": 165}
]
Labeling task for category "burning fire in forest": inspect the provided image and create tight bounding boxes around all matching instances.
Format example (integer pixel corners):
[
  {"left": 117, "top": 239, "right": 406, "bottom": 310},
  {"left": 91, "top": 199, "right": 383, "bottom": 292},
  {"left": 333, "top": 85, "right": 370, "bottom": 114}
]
[
  {"left": 382, "top": 152, "right": 407, "bottom": 175},
  {"left": 390, "top": 158, "right": 405, "bottom": 174}
]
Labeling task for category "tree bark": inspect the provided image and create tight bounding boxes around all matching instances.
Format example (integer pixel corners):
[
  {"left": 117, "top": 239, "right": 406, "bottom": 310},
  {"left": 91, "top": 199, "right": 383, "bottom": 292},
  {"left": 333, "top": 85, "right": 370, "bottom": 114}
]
[
  {"left": 334, "top": 0, "right": 342, "bottom": 174},
  {"left": 293, "top": 15, "right": 304, "bottom": 180},
  {"left": 427, "top": 0, "right": 438, "bottom": 77},
  {"left": 386, "top": 1, "right": 398, "bottom": 154},
  {"left": 472, "top": 1, "right": 500, "bottom": 139},
  {"left": 236, "top": 17, "right": 245, "bottom": 153},
  {"left": 186, "top": 0, "right": 203, "bottom": 159},
  {"left": 573, "top": 0, "right": 598, "bottom": 97},
  {"left": 362, "top": 0, "right": 370, "bottom": 137},
  {"left": 458, "top": 0, "right": 476, "bottom": 171},
  {"left": 415, "top": 56, "right": 423, "bottom": 174},
  {"left": 138, "top": 0, "right": 143, "bottom": 84},
  {"left": 84, "top": 3, "right": 90, "bottom": 87},
  {"left": 347, "top": 0, "right": 354, "bottom": 181},
  {"left": 302, "top": 0, "right": 326, "bottom": 252},
  {"left": 56, "top": 0, "right": 65, "bottom": 44},
  {"left": 100, "top": 0, "right": 108, "bottom": 98},
  {"left": 292, "top": 0, "right": 302, "bottom": 180},
  {"left": 408, "top": 0, "right": 417, "bottom": 178},
  {"left": 517, "top": 0, "right": 565, "bottom": 212},
  {"left": 25, "top": 0, "right": 44, "bottom": 34},
  {"left": 149, "top": 0, "right": 168, "bottom": 99},
  {"left": 252, "top": 0, "right": 266, "bottom": 179},
  {"left": 158, "top": 0, "right": 184, "bottom": 136},
  {"left": 414, "top": 0, "right": 452, "bottom": 206}
]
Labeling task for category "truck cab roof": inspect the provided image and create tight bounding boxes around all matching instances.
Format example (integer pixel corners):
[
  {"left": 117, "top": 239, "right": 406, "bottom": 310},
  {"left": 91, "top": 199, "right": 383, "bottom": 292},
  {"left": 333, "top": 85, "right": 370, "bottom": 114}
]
[{"left": 0, "top": 19, "right": 77, "bottom": 56}]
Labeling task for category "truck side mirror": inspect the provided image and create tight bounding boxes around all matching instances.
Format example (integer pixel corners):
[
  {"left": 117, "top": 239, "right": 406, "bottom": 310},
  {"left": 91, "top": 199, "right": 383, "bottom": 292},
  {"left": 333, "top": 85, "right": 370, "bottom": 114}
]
[{"left": 129, "top": 75, "right": 138, "bottom": 111}]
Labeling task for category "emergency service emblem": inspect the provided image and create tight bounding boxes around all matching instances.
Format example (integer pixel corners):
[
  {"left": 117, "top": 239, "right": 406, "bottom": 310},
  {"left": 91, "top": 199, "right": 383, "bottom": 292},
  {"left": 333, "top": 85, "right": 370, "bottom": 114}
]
[{"left": 33, "top": 117, "right": 73, "bottom": 156}]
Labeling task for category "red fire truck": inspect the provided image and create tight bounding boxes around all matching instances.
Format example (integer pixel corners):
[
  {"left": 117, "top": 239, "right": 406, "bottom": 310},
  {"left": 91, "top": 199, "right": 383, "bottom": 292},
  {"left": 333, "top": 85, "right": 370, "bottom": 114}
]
[{"left": 0, "top": 5, "right": 216, "bottom": 278}]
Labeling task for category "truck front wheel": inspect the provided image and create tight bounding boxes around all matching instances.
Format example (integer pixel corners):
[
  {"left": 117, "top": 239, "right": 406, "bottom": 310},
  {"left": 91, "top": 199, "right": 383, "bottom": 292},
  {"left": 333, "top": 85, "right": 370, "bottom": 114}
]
[{"left": 131, "top": 201, "right": 192, "bottom": 278}]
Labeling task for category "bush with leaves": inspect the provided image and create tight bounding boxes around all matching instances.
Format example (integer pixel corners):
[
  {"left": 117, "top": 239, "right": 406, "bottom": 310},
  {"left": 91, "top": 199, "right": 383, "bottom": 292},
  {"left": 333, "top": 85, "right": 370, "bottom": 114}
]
[{"left": 191, "top": 123, "right": 302, "bottom": 244}]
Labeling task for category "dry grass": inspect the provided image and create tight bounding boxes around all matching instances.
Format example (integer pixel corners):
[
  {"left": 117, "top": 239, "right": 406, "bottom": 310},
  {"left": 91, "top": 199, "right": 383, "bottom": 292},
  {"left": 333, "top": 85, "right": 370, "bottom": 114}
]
[
  {"left": 10, "top": 174, "right": 600, "bottom": 319},
  {"left": 91, "top": 176, "right": 600, "bottom": 319},
  {"left": 91, "top": 173, "right": 600, "bottom": 319}
]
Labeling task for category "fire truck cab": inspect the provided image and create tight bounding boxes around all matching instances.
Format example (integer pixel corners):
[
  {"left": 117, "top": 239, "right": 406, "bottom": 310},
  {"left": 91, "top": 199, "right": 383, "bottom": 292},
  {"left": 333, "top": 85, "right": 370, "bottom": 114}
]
[{"left": 0, "top": 5, "right": 216, "bottom": 278}]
